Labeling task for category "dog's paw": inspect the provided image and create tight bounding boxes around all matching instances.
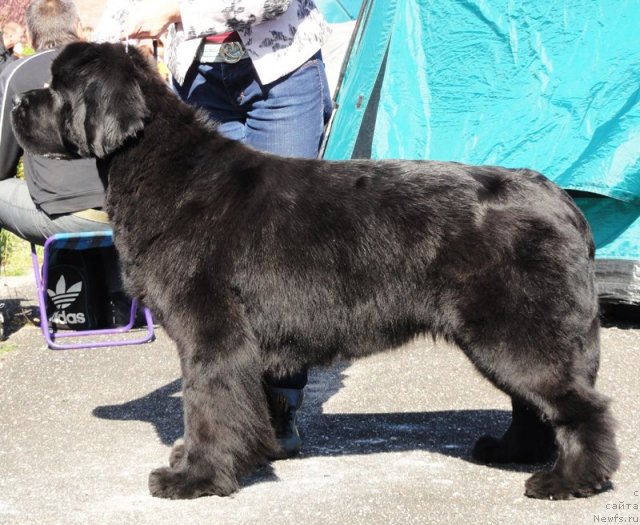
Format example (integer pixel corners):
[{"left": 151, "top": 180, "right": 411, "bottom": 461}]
[
  {"left": 149, "top": 467, "right": 195, "bottom": 500},
  {"left": 169, "top": 439, "right": 185, "bottom": 468},
  {"left": 148, "top": 466, "right": 238, "bottom": 499},
  {"left": 524, "top": 471, "right": 610, "bottom": 500}
]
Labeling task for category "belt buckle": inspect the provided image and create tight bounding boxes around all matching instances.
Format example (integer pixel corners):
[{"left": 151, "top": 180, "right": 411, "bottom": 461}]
[{"left": 220, "top": 41, "right": 244, "bottom": 64}]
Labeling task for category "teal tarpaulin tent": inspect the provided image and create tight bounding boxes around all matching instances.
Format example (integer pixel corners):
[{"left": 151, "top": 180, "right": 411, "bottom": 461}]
[
  {"left": 316, "top": 0, "right": 362, "bottom": 22},
  {"left": 323, "top": 0, "right": 640, "bottom": 304}
]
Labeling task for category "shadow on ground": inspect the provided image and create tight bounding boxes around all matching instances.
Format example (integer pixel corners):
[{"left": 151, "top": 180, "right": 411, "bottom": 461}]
[
  {"left": 0, "top": 296, "right": 38, "bottom": 339},
  {"left": 93, "top": 360, "right": 544, "bottom": 493}
]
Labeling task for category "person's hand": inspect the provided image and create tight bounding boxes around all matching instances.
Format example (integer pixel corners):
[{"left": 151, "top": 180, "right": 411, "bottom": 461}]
[{"left": 124, "top": 0, "right": 181, "bottom": 39}]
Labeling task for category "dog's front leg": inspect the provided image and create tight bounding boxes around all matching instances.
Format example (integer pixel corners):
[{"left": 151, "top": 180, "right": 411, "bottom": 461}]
[{"left": 148, "top": 330, "right": 278, "bottom": 499}]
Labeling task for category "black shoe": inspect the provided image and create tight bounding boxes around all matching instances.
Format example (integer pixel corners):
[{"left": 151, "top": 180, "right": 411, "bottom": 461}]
[{"left": 266, "top": 387, "right": 304, "bottom": 459}]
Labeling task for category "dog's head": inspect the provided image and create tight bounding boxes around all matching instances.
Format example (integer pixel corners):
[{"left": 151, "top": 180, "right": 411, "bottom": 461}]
[{"left": 11, "top": 42, "right": 152, "bottom": 159}]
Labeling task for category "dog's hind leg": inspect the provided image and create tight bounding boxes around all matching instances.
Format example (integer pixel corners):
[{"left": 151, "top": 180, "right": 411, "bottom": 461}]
[
  {"left": 523, "top": 379, "right": 620, "bottom": 500},
  {"left": 472, "top": 397, "right": 556, "bottom": 464},
  {"left": 470, "top": 351, "right": 619, "bottom": 499},
  {"left": 148, "top": 325, "right": 278, "bottom": 499},
  {"left": 521, "top": 314, "right": 619, "bottom": 499}
]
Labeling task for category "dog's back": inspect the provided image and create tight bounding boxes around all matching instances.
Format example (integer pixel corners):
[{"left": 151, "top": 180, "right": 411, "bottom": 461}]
[{"left": 223, "top": 158, "right": 597, "bottom": 363}]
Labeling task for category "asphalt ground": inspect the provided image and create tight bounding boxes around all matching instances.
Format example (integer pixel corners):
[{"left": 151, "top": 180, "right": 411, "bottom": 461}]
[{"left": 1, "top": 274, "right": 639, "bottom": 525}]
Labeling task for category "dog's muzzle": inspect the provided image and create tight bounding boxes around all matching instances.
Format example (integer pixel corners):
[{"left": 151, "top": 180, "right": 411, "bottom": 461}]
[{"left": 197, "top": 38, "right": 248, "bottom": 64}]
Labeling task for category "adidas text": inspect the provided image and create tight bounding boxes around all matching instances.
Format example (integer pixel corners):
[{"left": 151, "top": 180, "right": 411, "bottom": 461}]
[{"left": 51, "top": 310, "right": 86, "bottom": 325}]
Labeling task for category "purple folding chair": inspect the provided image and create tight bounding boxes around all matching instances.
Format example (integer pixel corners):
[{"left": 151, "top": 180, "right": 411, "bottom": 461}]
[{"left": 31, "top": 231, "right": 154, "bottom": 350}]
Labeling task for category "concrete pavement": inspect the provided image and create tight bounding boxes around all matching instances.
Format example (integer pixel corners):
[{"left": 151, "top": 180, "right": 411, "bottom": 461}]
[{"left": 1, "top": 275, "right": 639, "bottom": 525}]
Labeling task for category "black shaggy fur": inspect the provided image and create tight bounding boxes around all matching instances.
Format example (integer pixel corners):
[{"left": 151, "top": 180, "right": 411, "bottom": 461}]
[{"left": 11, "top": 42, "right": 620, "bottom": 500}]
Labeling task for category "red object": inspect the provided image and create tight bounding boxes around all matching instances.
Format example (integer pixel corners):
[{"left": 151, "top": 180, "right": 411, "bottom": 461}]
[{"left": 204, "top": 32, "right": 240, "bottom": 44}]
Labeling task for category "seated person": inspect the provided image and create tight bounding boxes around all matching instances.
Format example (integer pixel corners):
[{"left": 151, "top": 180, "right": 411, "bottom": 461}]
[
  {"left": 0, "top": 0, "right": 111, "bottom": 245},
  {"left": 1, "top": 0, "right": 132, "bottom": 326}
]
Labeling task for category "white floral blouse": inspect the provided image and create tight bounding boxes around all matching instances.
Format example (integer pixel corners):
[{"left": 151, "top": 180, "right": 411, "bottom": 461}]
[{"left": 94, "top": 0, "right": 332, "bottom": 85}]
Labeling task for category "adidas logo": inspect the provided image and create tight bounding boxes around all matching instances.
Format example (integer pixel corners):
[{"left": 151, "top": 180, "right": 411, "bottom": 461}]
[{"left": 47, "top": 275, "right": 86, "bottom": 325}]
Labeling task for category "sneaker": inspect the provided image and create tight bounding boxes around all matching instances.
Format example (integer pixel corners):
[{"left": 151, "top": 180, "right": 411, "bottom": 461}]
[{"left": 266, "top": 387, "right": 304, "bottom": 459}]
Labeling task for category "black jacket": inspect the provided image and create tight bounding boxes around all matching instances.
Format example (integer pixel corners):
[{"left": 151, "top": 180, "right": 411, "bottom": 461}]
[{"left": 0, "top": 48, "right": 105, "bottom": 215}]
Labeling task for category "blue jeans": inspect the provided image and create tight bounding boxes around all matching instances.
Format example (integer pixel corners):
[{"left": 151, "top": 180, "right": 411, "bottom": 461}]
[{"left": 174, "top": 52, "right": 333, "bottom": 159}]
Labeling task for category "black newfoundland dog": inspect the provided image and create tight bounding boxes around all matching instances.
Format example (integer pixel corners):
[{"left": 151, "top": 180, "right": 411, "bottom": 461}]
[{"left": 12, "top": 42, "right": 619, "bottom": 500}]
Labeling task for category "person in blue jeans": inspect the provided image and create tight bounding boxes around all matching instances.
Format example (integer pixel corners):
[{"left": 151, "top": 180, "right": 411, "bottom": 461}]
[
  {"left": 174, "top": 50, "right": 332, "bottom": 159},
  {"left": 99, "top": 0, "right": 333, "bottom": 458}
]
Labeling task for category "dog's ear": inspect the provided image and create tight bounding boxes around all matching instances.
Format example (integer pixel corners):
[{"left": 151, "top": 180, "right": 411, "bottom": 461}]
[
  {"left": 82, "top": 74, "right": 149, "bottom": 157},
  {"left": 53, "top": 42, "right": 151, "bottom": 158}
]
